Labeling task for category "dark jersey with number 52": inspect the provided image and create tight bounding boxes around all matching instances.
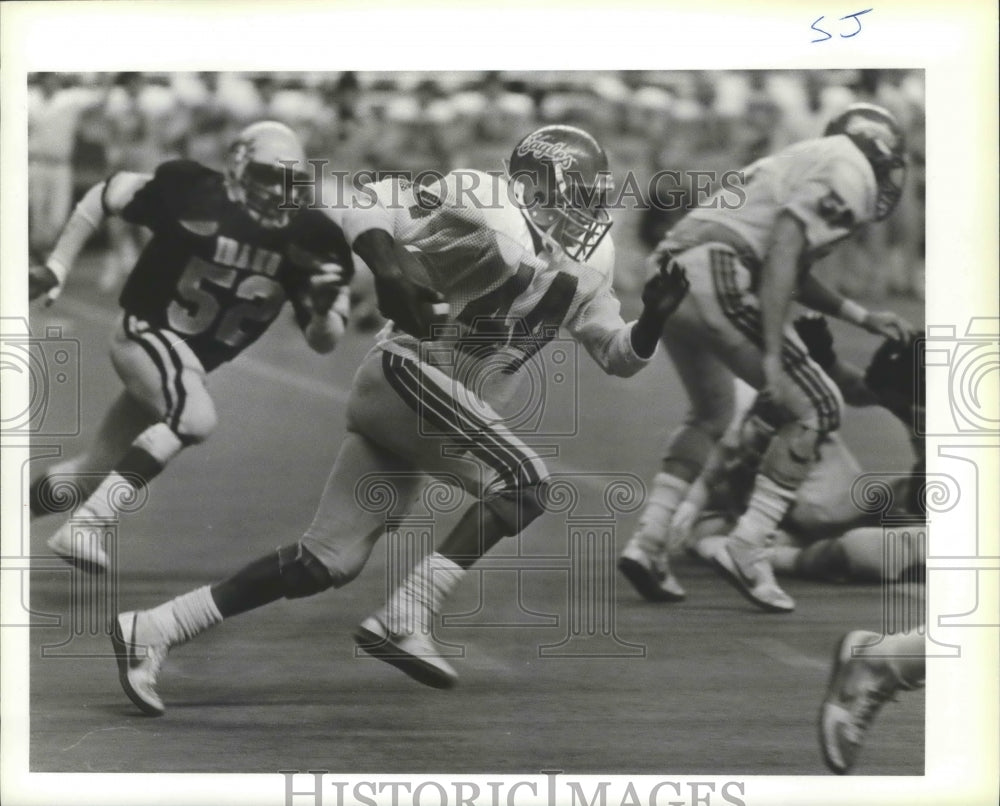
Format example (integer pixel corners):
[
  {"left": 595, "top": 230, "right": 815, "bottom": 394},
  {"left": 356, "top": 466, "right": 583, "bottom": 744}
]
[{"left": 117, "top": 160, "right": 352, "bottom": 371}]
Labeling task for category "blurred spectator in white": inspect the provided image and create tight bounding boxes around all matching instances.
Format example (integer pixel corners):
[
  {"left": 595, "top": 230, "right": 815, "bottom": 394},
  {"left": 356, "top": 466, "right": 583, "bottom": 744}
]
[
  {"left": 268, "top": 75, "right": 326, "bottom": 151},
  {"left": 377, "top": 79, "right": 459, "bottom": 178},
  {"left": 28, "top": 73, "right": 109, "bottom": 256},
  {"left": 172, "top": 72, "right": 241, "bottom": 170},
  {"left": 71, "top": 73, "right": 115, "bottom": 198},
  {"left": 450, "top": 72, "right": 535, "bottom": 168},
  {"left": 728, "top": 72, "right": 785, "bottom": 166},
  {"left": 766, "top": 72, "right": 817, "bottom": 145},
  {"left": 98, "top": 73, "right": 187, "bottom": 292}
]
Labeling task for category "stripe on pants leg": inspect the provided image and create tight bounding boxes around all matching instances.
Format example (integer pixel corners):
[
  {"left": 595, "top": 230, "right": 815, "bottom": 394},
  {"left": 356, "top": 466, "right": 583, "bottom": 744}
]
[{"left": 381, "top": 350, "right": 546, "bottom": 490}]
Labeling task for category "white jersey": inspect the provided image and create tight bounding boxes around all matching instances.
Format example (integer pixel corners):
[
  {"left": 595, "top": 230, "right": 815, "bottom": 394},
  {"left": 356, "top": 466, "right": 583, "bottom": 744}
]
[
  {"left": 668, "top": 135, "right": 878, "bottom": 268},
  {"left": 340, "top": 171, "right": 648, "bottom": 394}
]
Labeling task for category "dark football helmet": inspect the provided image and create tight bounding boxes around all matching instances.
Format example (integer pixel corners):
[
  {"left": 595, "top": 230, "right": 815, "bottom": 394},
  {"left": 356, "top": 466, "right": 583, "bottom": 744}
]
[
  {"left": 506, "top": 124, "right": 613, "bottom": 261},
  {"left": 824, "top": 103, "right": 907, "bottom": 220},
  {"left": 225, "top": 120, "right": 309, "bottom": 229}
]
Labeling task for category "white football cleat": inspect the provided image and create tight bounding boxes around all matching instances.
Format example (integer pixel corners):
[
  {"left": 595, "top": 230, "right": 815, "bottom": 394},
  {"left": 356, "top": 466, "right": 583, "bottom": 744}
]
[
  {"left": 618, "top": 537, "right": 687, "bottom": 602},
  {"left": 47, "top": 521, "right": 109, "bottom": 574},
  {"left": 354, "top": 614, "right": 458, "bottom": 689},
  {"left": 819, "top": 630, "right": 899, "bottom": 774},
  {"left": 111, "top": 611, "right": 167, "bottom": 716},
  {"left": 710, "top": 537, "right": 795, "bottom": 613}
]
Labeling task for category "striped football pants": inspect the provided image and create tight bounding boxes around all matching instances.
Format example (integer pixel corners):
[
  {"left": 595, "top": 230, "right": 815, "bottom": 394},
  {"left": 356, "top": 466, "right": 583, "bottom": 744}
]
[
  {"left": 659, "top": 242, "right": 844, "bottom": 468},
  {"left": 300, "top": 344, "right": 550, "bottom": 582},
  {"left": 109, "top": 314, "right": 217, "bottom": 442}
]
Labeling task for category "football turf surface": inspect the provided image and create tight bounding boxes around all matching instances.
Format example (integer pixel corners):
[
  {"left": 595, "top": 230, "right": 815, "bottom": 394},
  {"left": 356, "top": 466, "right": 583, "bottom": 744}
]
[{"left": 25, "top": 252, "right": 924, "bottom": 775}]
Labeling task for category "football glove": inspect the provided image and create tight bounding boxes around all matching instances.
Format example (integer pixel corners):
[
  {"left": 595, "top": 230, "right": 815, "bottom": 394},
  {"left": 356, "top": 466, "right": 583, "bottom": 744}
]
[
  {"left": 375, "top": 273, "right": 450, "bottom": 340},
  {"left": 793, "top": 313, "right": 837, "bottom": 371},
  {"left": 29, "top": 262, "right": 60, "bottom": 303},
  {"left": 642, "top": 251, "right": 690, "bottom": 320},
  {"left": 306, "top": 264, "right": 348, "bottom": 316},
  {"left": 631, "top": 251, "right": 690, "bottom": 357}
]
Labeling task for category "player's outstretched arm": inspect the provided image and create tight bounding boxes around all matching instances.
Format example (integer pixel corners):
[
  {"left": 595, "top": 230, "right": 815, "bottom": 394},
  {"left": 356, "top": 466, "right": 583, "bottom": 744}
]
[
  {"left": 285, "top": 242, "right": 353, "bottom": 354},
  {"left": 31, "top": 173, "right": 151, "bottom": 304},
  {"left": 797, "top": 273, "right": 916, "bottom": 341},
  {"left": 630, "top": 251, "right": 690, "bottom": 358}
]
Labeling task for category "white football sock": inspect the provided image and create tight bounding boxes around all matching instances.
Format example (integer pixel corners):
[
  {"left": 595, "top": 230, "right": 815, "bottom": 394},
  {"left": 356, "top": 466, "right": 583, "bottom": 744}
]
[
  {"left": 384, "top": 552, "right": 463, "bottom": 635},
  {"left": 633, "top": 472, "right": 689, "bottom": 552},
  {"left": 731, "top": 475, "right": 796, "bottom": 547},
  {"left": 136, "top": 586, "right": 223, "bottom": 648}
]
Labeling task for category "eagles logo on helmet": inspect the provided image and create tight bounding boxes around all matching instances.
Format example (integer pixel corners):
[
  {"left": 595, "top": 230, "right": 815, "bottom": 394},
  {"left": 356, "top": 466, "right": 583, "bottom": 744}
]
[
  {"left": 506, "top": 124, "right": 613, "bottom": 262},
  {"left": 225, "top": 120, "right": 310, "bottom": 230},
  {"left": 824, "top": 102, "right": 907, "bottom": 221}
]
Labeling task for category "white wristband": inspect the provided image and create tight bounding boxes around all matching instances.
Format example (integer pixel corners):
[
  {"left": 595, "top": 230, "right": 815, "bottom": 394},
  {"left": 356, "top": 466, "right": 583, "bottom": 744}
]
[
  {"left": 838, "top": 299, "right": 869, "bottom": 326},
  {"left": 45, "top": 257, "right": 69, "bottom": 285}
]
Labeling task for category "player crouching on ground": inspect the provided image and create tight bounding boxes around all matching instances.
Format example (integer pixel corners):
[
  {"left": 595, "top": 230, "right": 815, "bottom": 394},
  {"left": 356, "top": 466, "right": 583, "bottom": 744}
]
[
  {"left": 108, "top": 124, "right": 690, "bottom": 714},
  {"left": 29, "top": 121, "right": 354, "bottom": 573},
  {"left": 618, "top": 103, "right": 916, "bottom": 613},
  {"left": 675, "top": 318, "right": 926, "bottom": 586}
]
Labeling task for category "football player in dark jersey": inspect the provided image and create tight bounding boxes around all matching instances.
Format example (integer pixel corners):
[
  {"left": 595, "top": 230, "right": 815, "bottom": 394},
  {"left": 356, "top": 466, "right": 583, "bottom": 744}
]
[{"left": 29, "top": 120, "right": 354, "bottom": 573}]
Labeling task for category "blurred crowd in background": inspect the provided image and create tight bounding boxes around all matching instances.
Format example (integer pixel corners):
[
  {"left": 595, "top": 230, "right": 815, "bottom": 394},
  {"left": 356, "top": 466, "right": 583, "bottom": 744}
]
[{"left": 28, "top": 69, "right": 925, "bottom": 302}]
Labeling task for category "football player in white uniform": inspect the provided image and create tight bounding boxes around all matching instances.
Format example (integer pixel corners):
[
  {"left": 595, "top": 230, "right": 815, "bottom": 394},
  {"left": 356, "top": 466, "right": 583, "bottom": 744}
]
[
  {"left": 619, "top": 103, "right": 915, "bottom": 612},
  {"left": 675, "top": 319, "right": 926, "bottom": 585},
  {"left": 109, "top": 124, "right": 690, "bottom": 713}
]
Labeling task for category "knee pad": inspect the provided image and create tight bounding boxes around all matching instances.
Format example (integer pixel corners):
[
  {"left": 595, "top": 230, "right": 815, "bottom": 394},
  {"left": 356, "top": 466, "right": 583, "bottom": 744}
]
[
  {"left": 482, "top": 478, "right": 550, "bottom": 535},
  {"left": 277, "top": 543, "right": 335, "bottom": 599},
  {"left": 760, "top": 422, "right": 823, "bottom": 491}
]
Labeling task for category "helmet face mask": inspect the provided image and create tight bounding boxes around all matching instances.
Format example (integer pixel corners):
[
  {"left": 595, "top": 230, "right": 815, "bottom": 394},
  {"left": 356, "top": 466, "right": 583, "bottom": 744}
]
[
  {"left": 825, "top": 103, "right": 907, "bottom": 220},
  {"left": 507, "top": 125, "right": 614, "bottom": 261},
  {"left": 226, "top": 121, "right": 309, "bottom": 229}
]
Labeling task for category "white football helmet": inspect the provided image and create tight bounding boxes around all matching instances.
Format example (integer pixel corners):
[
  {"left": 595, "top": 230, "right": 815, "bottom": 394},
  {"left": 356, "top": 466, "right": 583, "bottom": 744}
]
[
  {"left": 825, "top": 103, "right": 907, "bottom": 220},
  {"left": 225, "top": 120, "right": 308, "bottom": 229}
]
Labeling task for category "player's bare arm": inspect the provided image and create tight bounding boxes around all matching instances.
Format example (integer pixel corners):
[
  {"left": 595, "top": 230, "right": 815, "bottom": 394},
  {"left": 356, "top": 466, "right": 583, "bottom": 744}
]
[
  {"left": 797, "top": 272, "right": 915, "bottom": 342},
  {"left": 349, "top": 228, "right": 449, "bottom": 340}
]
